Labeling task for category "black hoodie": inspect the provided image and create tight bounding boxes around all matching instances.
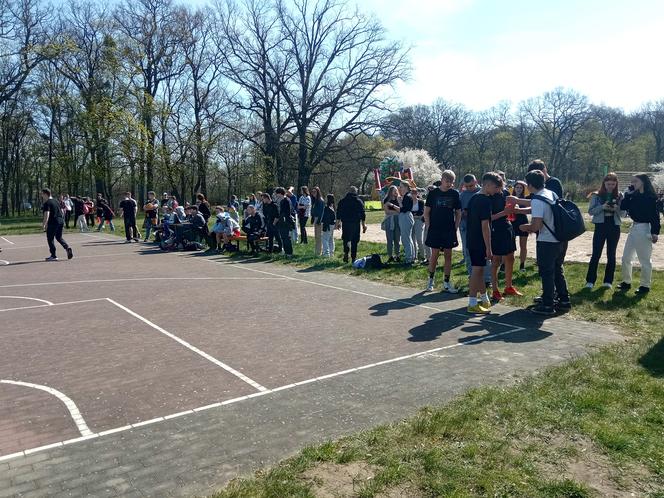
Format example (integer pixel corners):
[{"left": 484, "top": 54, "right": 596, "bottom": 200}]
[{"left": 336, "top": 193, "right": 365, "bottom": 224}]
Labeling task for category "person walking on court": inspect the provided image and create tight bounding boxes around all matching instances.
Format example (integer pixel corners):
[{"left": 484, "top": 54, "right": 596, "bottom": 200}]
[
  {"left": 119, "top": 192, "right": 140, "bottom": 242},
  {"left": 618, "top": 174, "right": 660, "bottom": 295},
  {"left": 336, "top": 186, "right": 367, "bottom": 263},
  {"left": 41, "top": 188, "right": 73, "bottom": 261}
]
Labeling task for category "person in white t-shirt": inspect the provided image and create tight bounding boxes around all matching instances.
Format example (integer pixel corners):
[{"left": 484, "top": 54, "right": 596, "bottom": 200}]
[{"left": 519, "top": 169, "right": 570, "bottom": 316}]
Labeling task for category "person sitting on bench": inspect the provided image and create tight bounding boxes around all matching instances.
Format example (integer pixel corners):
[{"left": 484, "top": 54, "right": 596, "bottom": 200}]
[
  {"left": 212, "top": 207, "right": 240, "bottom": 253},
  {"left": 242, "top": 204, "right": 265, "bottom": 255}
]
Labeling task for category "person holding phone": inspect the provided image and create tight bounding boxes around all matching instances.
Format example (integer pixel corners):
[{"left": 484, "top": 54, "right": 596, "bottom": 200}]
[
  {"left": 618, "top": 174, "right": 660, "bottom": 294},
  {"left": 585, "top": 173, "right": 623, "bottom": 289}
]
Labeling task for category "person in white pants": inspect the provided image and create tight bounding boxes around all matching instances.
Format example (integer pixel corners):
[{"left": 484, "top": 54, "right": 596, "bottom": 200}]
[
  {"left": 411, "top": 189, "right": 426, "bottom": 263},
  {"left": 619, "top": 174, "right": 660, "bottom": 294}
]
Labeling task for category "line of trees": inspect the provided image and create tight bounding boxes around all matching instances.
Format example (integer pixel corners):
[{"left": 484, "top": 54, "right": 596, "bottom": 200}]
[{"left": 1, "top": 0, "right": 663, "bottom": 216}]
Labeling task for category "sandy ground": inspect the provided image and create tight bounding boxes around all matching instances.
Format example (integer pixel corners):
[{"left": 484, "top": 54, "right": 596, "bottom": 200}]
[{"left": 308, "top": 224, "right": 664, "bottom": 270}]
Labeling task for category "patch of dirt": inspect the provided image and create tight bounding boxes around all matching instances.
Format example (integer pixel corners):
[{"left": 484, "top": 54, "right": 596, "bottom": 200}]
[
  {"left": 538, "top": 434, "right": 655, "bottom": 497},
  {"left": 303, "top": 462, "right": 378, "bottom": 498}
]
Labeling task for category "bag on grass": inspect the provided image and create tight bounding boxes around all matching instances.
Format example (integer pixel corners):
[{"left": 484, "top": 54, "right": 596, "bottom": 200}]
[
  {"left": 352, "top": 254, "right": 384, "bottom": 270},
  {"left": 531, "top": 194, "right": 585, "bottom": 242}
]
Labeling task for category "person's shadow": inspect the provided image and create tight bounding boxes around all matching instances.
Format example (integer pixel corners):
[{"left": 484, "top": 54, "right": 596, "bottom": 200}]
[{"left": 639, "top": 336, "right": 664, "bottom": 378}]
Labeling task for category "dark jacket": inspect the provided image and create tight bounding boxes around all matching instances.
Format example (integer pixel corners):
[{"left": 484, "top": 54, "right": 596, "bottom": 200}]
[
  {"left": 262, "top": 201, "right": 279, "bottom": 224},
  {"left": 277, "top": 197, "right": 295, "bottom": 227},
  {"left": 321, "top": 206, "right": 336, "bottom": 231},
  {"left": 311, "top": 197, "right": 325, "bottom": 224},
  {"left": 242, "top": 214, "right": 264, "bottom": 236},
  {"left": 337, "top": 192, "right": 365, "bottom": 224}
]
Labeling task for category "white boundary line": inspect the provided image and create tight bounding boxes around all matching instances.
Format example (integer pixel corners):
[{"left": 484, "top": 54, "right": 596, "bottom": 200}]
[
  {"left": 104, "top": 298, "right": 268, "bottom": 393},
  {"left": 0, "top": 298, "right": 105, "bottom": 313},
  {"left": 0, "top": 259, "right": 10, "bottom": 266},
  {"left": 0, "top": 324, "right": 524, "bottom": 463},
  {"left": 0, "top": 295, "right": 53, "bottom": 306},
  {"left": 0, "top": 236, "right": 14, "bottom": 245},
  {"left": 0, "top": 380, "right": 93, "bottom": 437},
  {"left": 0, "top": 277, "right": 285, "bottom": 289}
]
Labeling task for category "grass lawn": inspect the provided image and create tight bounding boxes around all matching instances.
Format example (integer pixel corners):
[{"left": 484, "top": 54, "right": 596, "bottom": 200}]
[{"left": 214, "top": 242, "right": 663, "bottom": 497}]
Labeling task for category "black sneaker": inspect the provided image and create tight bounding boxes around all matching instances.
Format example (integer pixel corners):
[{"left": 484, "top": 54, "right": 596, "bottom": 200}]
[
  {"left": 557, "top": 299, "right": 572, "bottom": 310},
  {"left": 635, "top": 286, "right": 650, "bottom": 295},
  {"left": 531, "top": 305, "right": 556, "bottom": 316},
  {"left": 533, "top": 295, "right": 543, "bottom": 304},
  {"left": 618, "top": 282, "right": 631, "bottom": 291},
  {"left": 66, "top": 247, "right": 73, "bottom": 260},
  {"left": 343, "top": 255, "right": 349, "bottom": 263}
]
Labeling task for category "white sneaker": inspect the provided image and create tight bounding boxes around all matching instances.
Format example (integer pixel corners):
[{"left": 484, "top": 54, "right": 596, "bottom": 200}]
[
  {"left": 45, "top": 256, "right": 58, "bottom": 261},
  {"left": 585, "top": 282, "right": 594, "bottom": 289},
  {"left": 602, "top": 283, "right": 612, "bottom": 289},
  {"left": 426, "top": 278, "right": 434, "bottom": 292},
  {"left": 443, "top": 281, "right": 459, "bottom": 294}
]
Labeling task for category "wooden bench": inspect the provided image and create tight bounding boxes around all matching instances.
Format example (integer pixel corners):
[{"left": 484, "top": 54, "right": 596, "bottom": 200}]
[{"left": 228, "top": 234, "right": 269, "bottom": 252}]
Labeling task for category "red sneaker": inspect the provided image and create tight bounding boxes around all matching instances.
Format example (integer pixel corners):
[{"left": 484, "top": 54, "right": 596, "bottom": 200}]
[
  {"left": 492, "top": 290, "right": 503, "bottom": 302},
  {"left": 503, "top": 286, "right": 523, "bottom": 297}
]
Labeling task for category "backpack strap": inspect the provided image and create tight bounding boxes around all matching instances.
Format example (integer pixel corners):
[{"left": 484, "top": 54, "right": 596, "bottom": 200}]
[{"left": 531, "top": 193, "right": 557, "bottom": 237}]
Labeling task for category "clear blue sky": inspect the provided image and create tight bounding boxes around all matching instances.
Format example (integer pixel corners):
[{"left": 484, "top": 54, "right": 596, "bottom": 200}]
[{"left": 52, "top": 0, "right": 663, "bottom": 111}]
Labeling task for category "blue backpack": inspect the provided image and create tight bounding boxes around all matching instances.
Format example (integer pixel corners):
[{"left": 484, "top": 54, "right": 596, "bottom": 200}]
[{"left": 532, "top": 193, "right": 586, "bottom": 242}]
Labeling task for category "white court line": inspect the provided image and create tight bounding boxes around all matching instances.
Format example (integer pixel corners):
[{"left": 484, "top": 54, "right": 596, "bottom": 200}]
[
  {"left": 0, "top": 259, "right": 9, "bottom": 266},
  {"left": 0, "top": 324, "right": 524, "bottom": 463},
  {"left": 104, "top": 298, "right": 268, "bottom": 393},
  {"left": 0, "top": 298, "right": 106, "bottom": 313},
  {"left": 0, "top": 296, "right": 53, "bottom": 306},
  {"left": 205, "top": 258, "right": 515, "bottom": 329},
  {"left": 0, "top": 380, "right": 93, "bottom": 437},
  {"left": 0, "top": 236, "right": 14, "bottom": 244},
  {"left": 0, "top": 276, "right": 286, "bottom": 289}
]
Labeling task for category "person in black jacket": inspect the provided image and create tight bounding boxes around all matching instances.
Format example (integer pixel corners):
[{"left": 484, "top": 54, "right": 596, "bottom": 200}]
[
  {"left": 275, "top": 187, "right": 294, "bottom": 257},
  {"left": 242, "top": 205, "right": 265, "bottom": 255},
  {"left": 618, "top": 174, "right": 660, "bottom": 294},
  {"left": 261, "top": 193, "right": 281, "bottom": 252},
  {"left": 335, "top": 186, "right": 367, "bottom": 263}
]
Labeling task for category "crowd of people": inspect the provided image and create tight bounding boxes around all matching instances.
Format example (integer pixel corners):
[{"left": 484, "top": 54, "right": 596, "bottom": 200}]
[{"left": 25, "top": 159, "right": 662, "bottom": 318}]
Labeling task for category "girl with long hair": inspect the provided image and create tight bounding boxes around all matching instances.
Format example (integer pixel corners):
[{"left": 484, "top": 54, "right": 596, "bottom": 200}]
[
  {"left": 511, "top": 181, "right": 530, "bottom": 271},
  {"left": 619, "top": 174, "right": 660, "bottom": 294},
  {"left": 382, "top": 185, "right": 401, "bottom": 262},
  {"left": 310, "top": 186, "right": 325, "bottom": 256},
  {"left": 585, "top": 172, "right": 623, "bottom": 288},
  {"left": 321, "top": 194, "right": 337, "bottom": 257},
  {"left": 297, "top": 186, "right": 311, "bottom": 244}
]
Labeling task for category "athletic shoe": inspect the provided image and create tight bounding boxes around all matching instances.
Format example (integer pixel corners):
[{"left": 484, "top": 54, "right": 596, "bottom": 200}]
[
  {"left": 45, "top": 256, "right": 58, "bottom": 261},
  {"left": 66, "top": 248, "right": 73, "bottom": 260},
  {"left": 618, "top": 282, "right": 631, "bottom": 291},
  {"left": 557, "top": 299, "right": 572, "bottom": 310},
  {"left": 531, "top": 305, "right": 555, "bottom": 316},
  {"left": 492, "top": 290, "right": 503, "bottom": 302},
  {"left": 343, "top": 255, "right": 349, "bottom": 263},
  {"left": 479, "top": 300, "right": 492, "bottom": 310},
  {"left": 426, "top": 278, "right": 434, "bottom": 292},
  {"left": 635, "top": 286, "right": 650, "bottom": 295},
  {"left": 124, "top": 240, "right": 132, "bottom": 243},
  {"left": 421, "top": 259, "right": 429, "bottom": 266},
  {"left": 467, "top": 304, "right": 490, "bottom": 314},
  {"left": 602, "top": 283, "right": 612, "bottom": 289},
  {"left": 443, "top": 281, "right": 459, "bottom": 294},
  {"left": 585, "top": 282, "right": 594, "bottom": 289},
  {"left": 503, "top": 286, "right": 523, "bottom": 296}
]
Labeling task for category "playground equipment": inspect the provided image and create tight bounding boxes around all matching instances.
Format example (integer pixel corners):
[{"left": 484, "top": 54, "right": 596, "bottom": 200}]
[{"left": 372, "top": 157, "right": 416, "bottom": 200}]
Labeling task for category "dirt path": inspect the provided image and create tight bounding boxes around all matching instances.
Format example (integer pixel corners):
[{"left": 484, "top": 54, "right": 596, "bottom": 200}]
[{"left": 311, "top": 224, "right": 664, "bottom": 269}]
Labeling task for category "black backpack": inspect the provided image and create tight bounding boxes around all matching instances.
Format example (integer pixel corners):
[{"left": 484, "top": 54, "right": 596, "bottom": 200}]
[{"left": 532, "top": 193, "right": 585, "bottom": 242}]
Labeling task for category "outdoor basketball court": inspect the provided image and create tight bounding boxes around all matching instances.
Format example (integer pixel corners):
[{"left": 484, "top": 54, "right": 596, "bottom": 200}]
[{"left": 0, "top": 233, "right": 622, "bottom": 496}]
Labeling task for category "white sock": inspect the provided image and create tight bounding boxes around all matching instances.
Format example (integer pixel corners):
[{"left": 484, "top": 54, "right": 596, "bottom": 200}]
[{"left": 469, "top": 296, "right": 478, "bottom": 306}]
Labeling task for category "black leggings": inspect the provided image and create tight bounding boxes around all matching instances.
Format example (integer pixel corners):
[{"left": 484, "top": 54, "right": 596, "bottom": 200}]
[
  {"left": 586, "top": 222, "right": 620, "bottom": 284},
  {"left": 298, "top": 216, "right": 308, "bottom": 243}
]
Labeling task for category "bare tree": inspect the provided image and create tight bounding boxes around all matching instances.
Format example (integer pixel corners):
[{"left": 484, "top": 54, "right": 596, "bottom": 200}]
[
  {"left": 521, "top": 87, "right": 590, "bottom": 178},
  {"left": 427, "top": 99, "right": 468, "bottom": 169},
  {"left": 276, "top": 0, "right": 409, "bottom": 187},
  {"left": 641, "top": 100, "right": 664, "bottom": 163}
]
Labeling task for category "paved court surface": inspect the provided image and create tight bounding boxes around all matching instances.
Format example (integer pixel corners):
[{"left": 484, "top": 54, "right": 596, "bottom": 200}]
[{"left": 0, "top": 233, "right": 623, "bottom": 497}]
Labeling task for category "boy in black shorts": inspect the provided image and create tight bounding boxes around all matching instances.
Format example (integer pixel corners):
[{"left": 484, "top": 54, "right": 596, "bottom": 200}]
[
  {"left": 489, "top": 171, "right": 522, "bottom": 301},
  {"left": 424, "top": 170, "right": 461, "bottom": 293},
  {"left": 466, "top": 172, "right": 503, "bottom": 313}
]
